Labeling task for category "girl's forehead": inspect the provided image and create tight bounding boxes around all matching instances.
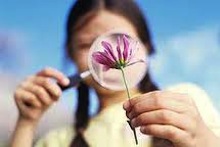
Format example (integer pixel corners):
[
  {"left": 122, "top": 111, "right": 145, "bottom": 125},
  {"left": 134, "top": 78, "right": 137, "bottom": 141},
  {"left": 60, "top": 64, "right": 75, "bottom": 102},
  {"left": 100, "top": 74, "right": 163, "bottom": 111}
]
[{"left": 74, "top": 11, "right": 138, "bottom": 43}]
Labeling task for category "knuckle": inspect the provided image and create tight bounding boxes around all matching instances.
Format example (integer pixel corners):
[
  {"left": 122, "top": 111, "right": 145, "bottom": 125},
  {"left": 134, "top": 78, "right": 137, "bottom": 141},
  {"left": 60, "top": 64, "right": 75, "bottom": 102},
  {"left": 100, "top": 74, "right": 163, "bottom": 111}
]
[
  {"left": 43, "top": 67, "right": 53, "bottom": 74},
  {"left": 136, "top": 115, "right": 145, "bottom": 125},
  {"left": 165, "top": 127, "right": 177, "bottom": 140},
  {"left": 133, "top": 103, "right": 141, "bottom": 114},
  {"left": 153, "top": 96, "right": 164, "bottom": 108},
  {"left": 35, "top": 87, "right": 45, "bottom": 98},
  {"left": 159, "top": 111, "right": 170, "bottom": 123},
  {"left": 42, "top": 78, "right": 51, "bottom": 86}
]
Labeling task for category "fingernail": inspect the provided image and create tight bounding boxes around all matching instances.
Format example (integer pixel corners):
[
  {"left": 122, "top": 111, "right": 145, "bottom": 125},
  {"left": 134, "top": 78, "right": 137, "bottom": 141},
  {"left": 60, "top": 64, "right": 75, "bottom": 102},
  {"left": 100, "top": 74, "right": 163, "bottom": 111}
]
[
  {"left": 140, "top": 126, "right": 149, "bottom": 134},
  {"left": 123, "top": 101, "right": 130, "bottom": 110},
  {"left": 131, "top": 118, "right": 136, "bottom": 128},
  {"left": 140, "top": 127, "right": 145, "bottom": 133},
  {"left": 63, "top": 78, "right": 70, "bottom": 85},
  {"left": 128, "top": 113, "right": 133, "bottom": 119}
]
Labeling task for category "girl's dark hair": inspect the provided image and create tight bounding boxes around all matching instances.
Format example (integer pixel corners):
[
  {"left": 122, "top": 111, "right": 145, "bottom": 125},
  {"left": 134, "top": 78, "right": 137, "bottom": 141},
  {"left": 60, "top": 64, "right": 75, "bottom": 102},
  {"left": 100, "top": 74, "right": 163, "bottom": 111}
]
[
  {"left": 65, "top": 0, "right": 162, "bottom": 146},
  {"left": 70, "top": 82, "right": 90, "bottom": 147}
]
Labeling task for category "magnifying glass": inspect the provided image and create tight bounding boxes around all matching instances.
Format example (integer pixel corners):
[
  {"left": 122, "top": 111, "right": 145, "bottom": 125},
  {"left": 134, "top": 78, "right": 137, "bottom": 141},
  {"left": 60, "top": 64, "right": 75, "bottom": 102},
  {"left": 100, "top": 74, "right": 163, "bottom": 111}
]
[{"left": 59, "top": 31, "right": 148, "bottom": 91}]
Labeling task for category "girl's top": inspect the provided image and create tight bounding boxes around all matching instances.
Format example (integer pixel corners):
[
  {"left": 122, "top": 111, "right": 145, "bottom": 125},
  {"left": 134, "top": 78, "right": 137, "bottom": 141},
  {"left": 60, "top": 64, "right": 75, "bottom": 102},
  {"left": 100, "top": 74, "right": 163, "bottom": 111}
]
[{"left": 35, "top": 83, "right": 220, "bottom": 147}]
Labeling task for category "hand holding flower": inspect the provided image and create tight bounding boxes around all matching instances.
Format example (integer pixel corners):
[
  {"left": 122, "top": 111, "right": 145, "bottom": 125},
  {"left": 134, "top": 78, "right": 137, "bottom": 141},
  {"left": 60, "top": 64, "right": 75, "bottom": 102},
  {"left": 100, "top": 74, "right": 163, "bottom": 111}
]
[{"left": 123, "top": 91, "right": 220, "bottom": 147}]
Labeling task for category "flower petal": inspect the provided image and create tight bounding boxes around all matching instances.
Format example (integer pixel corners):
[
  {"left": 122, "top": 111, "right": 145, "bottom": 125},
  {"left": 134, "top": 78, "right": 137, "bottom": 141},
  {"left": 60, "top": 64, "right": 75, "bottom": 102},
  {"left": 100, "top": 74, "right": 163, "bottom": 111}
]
[
  {"left": 101, "top": 41, "right": 117, "bottom": 62},
  {"left": 116, "top": 36, "right": 122, "bottom": 61},
  {"left": 92, "top": 52, "right": 115, "bottom": 68},
  {"left": 104, "top": 50, "right": 115, "bottom": 62},
  {"left": 127, "top": 41, "right": 139, "bottom": 62},
  {"left": 122, "top": 35, "right": 130, "bottom": 62}
]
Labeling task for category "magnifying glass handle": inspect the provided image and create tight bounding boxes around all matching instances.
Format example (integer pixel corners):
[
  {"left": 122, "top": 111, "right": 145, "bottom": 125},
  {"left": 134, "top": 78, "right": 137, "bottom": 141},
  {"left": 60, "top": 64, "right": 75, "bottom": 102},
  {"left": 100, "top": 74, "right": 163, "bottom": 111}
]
[
  {"left": 59, "top": 70, "right": 91, "bottom": 91},
  {"left": 59, "top": 74, "right": 81, "bottom": 91}
]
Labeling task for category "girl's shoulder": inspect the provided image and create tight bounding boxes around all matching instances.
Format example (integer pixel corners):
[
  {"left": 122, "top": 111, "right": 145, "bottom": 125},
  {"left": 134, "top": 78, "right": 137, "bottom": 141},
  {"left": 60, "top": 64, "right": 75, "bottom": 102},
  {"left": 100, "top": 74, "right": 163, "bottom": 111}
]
[
  {"left": 165, "top": 83, "right": 218, "bottom": 111},
  {"left": 34, "top": 126, "right": 74, "bottom": 147},
  {"left": 165, "top": 82, "right": 208, "bottom": 95}
]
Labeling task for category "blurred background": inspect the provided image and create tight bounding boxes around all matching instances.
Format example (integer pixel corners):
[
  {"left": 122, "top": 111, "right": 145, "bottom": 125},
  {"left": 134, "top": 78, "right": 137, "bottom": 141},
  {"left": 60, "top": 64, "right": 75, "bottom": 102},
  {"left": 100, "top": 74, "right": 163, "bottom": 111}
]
[{"left": 0, "top": 0, "right": 219, "bottom": 145}]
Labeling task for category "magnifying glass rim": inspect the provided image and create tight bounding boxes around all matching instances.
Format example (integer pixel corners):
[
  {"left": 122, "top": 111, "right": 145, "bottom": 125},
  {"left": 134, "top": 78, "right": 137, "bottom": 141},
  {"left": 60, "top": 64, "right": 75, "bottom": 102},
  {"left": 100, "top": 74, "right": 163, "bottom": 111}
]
[{"left": 88, "top": 30, "right": 148, "bottom": 91}]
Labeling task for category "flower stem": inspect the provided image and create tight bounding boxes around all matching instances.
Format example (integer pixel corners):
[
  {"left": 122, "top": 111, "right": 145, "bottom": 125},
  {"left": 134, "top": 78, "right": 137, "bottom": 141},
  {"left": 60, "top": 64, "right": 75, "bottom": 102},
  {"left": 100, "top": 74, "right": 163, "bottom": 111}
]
[
  {"left": 120, "top": 67, "right": 138, "bottom": 145},
  {"left": 120, "top": 67, "right": 131, "bottom": 100}
]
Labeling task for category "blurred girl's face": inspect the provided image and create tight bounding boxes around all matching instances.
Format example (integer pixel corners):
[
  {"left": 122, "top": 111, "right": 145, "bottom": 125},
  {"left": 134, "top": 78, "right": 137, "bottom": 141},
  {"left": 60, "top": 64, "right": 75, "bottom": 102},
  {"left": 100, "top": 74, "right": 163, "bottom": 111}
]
[{"left": 69, "top": 10, "right": 141, "bottom": 88}]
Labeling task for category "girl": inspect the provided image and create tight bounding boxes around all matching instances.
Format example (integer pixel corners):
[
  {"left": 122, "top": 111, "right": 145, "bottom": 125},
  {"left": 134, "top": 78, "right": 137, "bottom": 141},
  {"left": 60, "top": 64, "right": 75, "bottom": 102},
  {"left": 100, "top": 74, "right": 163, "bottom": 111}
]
[{"left": 11, "top": 0, "right": 220, "bottom": 147}]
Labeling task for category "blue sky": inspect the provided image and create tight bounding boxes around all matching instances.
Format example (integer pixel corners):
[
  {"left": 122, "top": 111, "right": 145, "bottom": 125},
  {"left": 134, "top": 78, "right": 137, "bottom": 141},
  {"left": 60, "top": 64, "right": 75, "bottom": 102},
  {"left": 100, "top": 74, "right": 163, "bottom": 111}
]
[{"left": 0, "top": 0, "right": 220, "bottom": 112}]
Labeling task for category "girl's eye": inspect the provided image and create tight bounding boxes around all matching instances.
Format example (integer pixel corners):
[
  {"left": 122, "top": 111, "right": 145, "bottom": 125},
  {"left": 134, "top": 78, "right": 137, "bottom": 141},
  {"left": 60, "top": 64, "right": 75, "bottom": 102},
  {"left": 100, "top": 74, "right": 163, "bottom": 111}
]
[{"left": 78, "top": 43, "right": 92, "bottom": 50}]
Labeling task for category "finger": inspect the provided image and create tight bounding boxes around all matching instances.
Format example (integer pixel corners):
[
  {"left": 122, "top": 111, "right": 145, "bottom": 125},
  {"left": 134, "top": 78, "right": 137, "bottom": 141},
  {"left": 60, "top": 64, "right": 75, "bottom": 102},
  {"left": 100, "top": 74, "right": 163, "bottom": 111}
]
[
  {"left": 123, "top": 100, "right": 132, "bottom": 112},
  {"left": 31, "top": 76, "right": 62, "bottom": 100},
  {"left": 37, "top": 67, "right": 69, "bottom": 86},
  {"left": 21, "top": 82, "right": 53, "bottom": 106},
  {"left": 128, "top": 91, "right": 191, "bottom": 107},
  {"left": 140, "top": 124, "right": 190, "bottom": 146},
  {"left": 127, "top": 93, "right": 192, "bottom": 119},
  {"left": 14, "top": 88, "right": 42, "bottom": 109},
  {"left": 131, "top": 109, "right": 192, "bottom": 131}
]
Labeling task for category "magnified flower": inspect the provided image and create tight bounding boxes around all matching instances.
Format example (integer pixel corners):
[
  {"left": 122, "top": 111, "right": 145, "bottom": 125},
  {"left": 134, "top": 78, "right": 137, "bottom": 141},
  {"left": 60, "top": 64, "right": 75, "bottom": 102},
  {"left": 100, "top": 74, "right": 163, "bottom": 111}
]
[
  {"left": 92, "top": 34, "right": 141, "bottom": 145},
  {"left": 92, "top": 35, "right": 143, "bottom": 71}
]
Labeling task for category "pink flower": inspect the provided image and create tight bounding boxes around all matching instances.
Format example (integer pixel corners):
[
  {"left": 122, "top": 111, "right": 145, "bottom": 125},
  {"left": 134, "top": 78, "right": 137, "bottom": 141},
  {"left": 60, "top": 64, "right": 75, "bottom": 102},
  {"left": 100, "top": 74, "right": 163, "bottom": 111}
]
[{"left": 92, "top": 34, "right": 143, "bottom": 71}]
